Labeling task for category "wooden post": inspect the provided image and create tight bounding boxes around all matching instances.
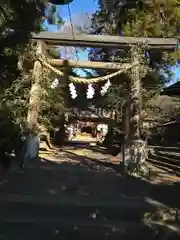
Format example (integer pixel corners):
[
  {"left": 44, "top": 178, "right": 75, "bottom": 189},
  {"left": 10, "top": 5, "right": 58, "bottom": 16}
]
[
  {"left": 130, "top": 45, "right": 141, "bottom": 140},
  {"left": 121, "top": 97, "right": 131, "bottom": 167},
  {"left": 129, "top": 45, "right": 145, "bottom": 172},
  {"left": 22, "top": 41, "right": 45, "bottom": 163},
  {"left": 49, "top": 59, "right": 130, "bottom": 70},
  {"left": 26, "top": 30, "right": 178, "bottom": 49},
  {"left": 27, "top": 41, "right": 43, "bottom": 130},
  {"left": 58, "top": 60, "right": 69, "bottom": 144}
]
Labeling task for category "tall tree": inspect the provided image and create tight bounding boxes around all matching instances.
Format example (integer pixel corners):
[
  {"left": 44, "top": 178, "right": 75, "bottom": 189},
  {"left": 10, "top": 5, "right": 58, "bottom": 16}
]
[
  {"left": 90, "top": 0, "right": 180, "bottom": 119},
  {"left": 0, "top": 0, "right": 45, "bottom": 157}
]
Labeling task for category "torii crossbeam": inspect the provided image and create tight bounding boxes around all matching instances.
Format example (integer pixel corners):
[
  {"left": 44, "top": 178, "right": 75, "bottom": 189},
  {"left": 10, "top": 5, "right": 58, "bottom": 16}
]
[
  {"left": 31, "top": 31, "right": 177, "bottom": 49},
  {"left": 3, "top": 29, "right": 178, "bottom": 50}
]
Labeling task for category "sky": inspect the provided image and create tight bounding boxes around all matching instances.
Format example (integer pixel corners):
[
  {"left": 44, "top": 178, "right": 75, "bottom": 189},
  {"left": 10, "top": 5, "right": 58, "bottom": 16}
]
[
  {"left": 44, "top": 0, "right": 98, "bottom": 76},
  {"left": 58, "top": 0, "right": 98, "bottom": 19},
  {"left": 173, "top": 67, "right": 180, "bottom": 81},
  {"left": 45, "top": 0, "right": 98, "bottom": 32},
  {"left": 45, "top": 0, "right": 180, "bottom": 81}
]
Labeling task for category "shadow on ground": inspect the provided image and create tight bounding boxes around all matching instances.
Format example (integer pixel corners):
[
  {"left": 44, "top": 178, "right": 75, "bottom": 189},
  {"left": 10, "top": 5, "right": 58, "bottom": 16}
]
[
  {"left": 63, "top": 140, "right": 117, "bottom": 155},
  {"left": 0, "top": 145, "right": 180, "bottom": 239}
]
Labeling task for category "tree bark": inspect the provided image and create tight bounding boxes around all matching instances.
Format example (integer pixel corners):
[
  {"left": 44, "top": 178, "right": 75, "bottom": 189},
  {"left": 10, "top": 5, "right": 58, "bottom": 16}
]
[
  {"left": 27, "top": 41, "right": 43, "bottom": 130},
  {"left": 125, "top": 45, "right": 146, "bottom": 173},
  {"left": 130, "top": 46, "right": 141, "bottom": 141},
  {"left": 121, "top": 98, "right": 131, "bottom": 166},
  {"left": 124, "top": 44, "right": 145, "bottom": 173},
  {"left": 23, "top": 41, "right": 44, "bottom": 163}
]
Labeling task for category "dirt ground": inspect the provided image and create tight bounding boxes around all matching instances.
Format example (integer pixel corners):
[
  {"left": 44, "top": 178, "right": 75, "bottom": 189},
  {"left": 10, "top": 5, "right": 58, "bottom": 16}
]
[{"left": 0, "top": 140, "right": 179, "bottom": 239}]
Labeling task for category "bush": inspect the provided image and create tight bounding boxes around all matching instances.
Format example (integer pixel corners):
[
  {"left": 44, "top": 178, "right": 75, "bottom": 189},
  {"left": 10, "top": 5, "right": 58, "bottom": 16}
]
[{"left": 0, "top": 110, "right": 23, "bottom": 160}]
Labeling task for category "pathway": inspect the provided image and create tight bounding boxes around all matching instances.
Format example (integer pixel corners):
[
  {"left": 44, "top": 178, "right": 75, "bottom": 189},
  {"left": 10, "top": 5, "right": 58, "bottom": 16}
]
[{"left": 0, "top": 144, "right": 180, "bottom": 239}]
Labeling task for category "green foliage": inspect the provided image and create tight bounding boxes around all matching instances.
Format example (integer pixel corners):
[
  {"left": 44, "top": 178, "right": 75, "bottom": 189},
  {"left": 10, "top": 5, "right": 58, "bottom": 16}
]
[
  {"left": 48, "top": 48, "right": 61, "bottom": 59},
  {"left": 0, "top": 0, "right": 45, "bottom": 30},
  {"left": 0, "top": 0, "right": 72, "bottom": 156},
  {"left": 40, "top": 25, "right": 48, "bottom": 31},
  {"left": 0, "top": 105, "right": 23, "bottom": 157},
  {"left": 40, "top": 75, "right": 68, "bottom": 130},
  {"left": 0, "top": 1, "right": 45, "bottom": 158},
  {"left": 39, "top": 65, "right": 78, "bottom": 131},
  {"left": 90, "top": 0, "right": 180, "bottom": 122},
  {"left": 1, "top": 73, "right": 31, "bottom": 124}
]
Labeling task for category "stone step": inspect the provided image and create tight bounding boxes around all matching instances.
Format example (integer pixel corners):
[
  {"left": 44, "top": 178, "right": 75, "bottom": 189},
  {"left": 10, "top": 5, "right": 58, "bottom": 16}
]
[
  {"left": 149, "top": 146, "right": 180, "bottom": 153},
  {"left": 147, "top": 157, "right": 180, "bottom": 174},
  {"left": 0, "top": 219, "right": 167, "bottom": 240},
  {"left": 149, "top": 152, "right": 180, "bottom": 166},
  {"left": 158, "top": 151, "right": 180, "bottom": 159},
  {"left": 0, "top": 194, "right": 154, "bottom": 221}
]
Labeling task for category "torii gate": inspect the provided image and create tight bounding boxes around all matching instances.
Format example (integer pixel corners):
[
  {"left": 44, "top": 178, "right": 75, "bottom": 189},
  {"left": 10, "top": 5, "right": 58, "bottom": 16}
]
[{"left": 22, "top": 30, "right": 177, "bottom": 168}]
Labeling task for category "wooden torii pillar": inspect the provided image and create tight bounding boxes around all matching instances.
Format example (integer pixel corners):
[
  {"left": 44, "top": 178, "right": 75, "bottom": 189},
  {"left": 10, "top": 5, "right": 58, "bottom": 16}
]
[{"left": 128, "top": 45, "right": 143, "bottom": 170}]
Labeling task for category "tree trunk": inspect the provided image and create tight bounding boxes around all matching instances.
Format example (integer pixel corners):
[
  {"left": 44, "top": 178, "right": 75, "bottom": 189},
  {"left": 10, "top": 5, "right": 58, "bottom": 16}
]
[
  {"left": 27, "top": 41, "right": 43, "bottom": 130},
  {"left": 122, "top": 98, "right": 131, "bottom": 166},
  {"left": 25, "top": 41, "right": 44, "bottom": 163},
  {"left": 126, "top": 46, "right": 146, "bottom": 173},
  {"left": 130, "top": 45, "right": 141, "bottom": 142}
]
